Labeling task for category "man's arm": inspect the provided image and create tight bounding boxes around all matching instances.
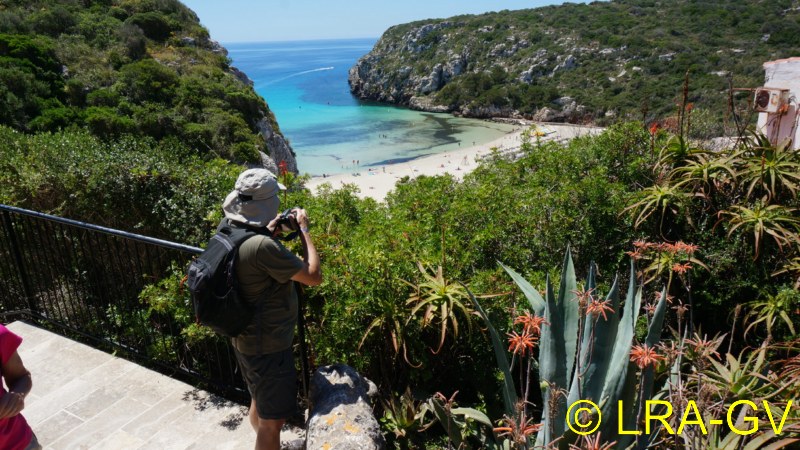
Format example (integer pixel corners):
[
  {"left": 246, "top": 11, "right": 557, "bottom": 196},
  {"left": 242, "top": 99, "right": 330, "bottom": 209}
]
[
  {"left": 290, "top": 209, "right": 322, "bottom": 286},
  {"left": 0, "top": 351, "right": 32, "bottom": 419}
]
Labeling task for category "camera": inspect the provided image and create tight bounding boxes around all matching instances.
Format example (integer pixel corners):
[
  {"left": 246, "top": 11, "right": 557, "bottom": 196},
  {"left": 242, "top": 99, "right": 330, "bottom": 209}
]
[{"left": 275, "top": 207, "right": 301, "bottom": 240}]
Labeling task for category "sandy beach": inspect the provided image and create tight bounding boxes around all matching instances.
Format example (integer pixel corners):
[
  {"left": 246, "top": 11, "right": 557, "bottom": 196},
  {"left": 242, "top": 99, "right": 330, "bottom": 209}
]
[{"left": 304, "top": 122, "right": 604, "bottom": 202}]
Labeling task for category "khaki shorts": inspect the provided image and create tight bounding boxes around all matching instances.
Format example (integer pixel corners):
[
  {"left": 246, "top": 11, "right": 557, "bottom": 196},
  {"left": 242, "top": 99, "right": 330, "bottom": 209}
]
[{"left": 234, "top": 347, "right": 297, "bottom": 420}]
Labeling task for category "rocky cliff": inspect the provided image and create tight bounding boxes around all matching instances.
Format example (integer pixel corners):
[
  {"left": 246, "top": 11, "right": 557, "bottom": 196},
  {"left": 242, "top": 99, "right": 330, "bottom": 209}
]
[
  {"left": 205, "top": 42, "right": 298, "bottom": 174},
  {"left": 349, "top": 0, "right": 800, "bottom": 124}
]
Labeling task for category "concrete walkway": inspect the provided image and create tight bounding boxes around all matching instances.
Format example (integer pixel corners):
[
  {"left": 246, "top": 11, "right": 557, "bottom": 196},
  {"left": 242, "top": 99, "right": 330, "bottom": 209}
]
[{"left": 7, "top": 321, "right": 303, "bottom": 449}]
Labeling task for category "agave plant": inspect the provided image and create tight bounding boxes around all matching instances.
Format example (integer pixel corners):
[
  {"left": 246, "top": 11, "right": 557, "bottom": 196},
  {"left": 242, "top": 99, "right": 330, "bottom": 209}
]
[
  {"left": 470, "top": 249, "right": 670, "bottom": 449},
  {"left": 404, "top": 262, "right": 474, "bottom": 354}
]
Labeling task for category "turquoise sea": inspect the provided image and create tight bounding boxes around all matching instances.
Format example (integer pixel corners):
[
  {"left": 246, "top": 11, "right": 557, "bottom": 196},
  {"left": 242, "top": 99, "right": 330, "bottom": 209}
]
[{"left": 225, "top": 39, "right": 516, "bottom": 176}]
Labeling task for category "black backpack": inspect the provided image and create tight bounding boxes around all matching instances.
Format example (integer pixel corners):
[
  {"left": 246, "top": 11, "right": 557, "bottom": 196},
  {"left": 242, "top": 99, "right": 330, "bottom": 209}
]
[{"left": 186, "top": 220, "right": 266, "bottom": 337}]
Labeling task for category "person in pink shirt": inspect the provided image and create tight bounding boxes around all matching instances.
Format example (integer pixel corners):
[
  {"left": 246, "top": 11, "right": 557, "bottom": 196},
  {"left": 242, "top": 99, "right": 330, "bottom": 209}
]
[{"left": 0, "top": 324, "right": 40, "bottom": 450}]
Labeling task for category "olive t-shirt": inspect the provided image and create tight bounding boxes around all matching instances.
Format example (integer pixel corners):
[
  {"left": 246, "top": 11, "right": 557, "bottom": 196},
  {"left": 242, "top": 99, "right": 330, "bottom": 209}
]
[{"left": 231, "top": 234, "right": 305, "bottom": 355}]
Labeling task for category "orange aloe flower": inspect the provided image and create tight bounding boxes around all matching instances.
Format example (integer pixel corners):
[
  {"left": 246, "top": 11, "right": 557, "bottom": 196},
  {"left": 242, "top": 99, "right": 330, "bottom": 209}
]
[
  {"left": 654, "top": 291, "right": 674, "bottom": 304},
  {"left": 674, "top": 241, "right": 699, "bottom": 255},
  {"left": 493, "top": 413, "right": 542, "bottom": 444},
  {"left": 514, "top": 312, "right": 548, "bottom": 336},
  {"left": 671, "top": 262, "right": 692, "bottom": 274},
  {"left": 684, "top": 334, "right": 723, "bottom": 360},
  {"left": 586, "top": 299, "right": 615, "bottom": 321},
  {"left": 571, "top": 287, "right": 596, "bottom": 309},
  {"left": 630, "top": 344, "right": 665, "bottom": 369},
  {"left": 507, "top": 330, "right": 538, "bottom": 356},
  {"left": 626, "top": 248, "right": 645, "bottom": 260},
  {"left": 570, "top": 432, "right": 618, "bottom": 450}
]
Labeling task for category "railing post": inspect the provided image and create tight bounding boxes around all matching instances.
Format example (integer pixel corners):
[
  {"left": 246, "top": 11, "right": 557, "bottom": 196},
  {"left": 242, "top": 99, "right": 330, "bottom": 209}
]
[{"left": 1, "top": 211, "right": 37, "bottom": 316}]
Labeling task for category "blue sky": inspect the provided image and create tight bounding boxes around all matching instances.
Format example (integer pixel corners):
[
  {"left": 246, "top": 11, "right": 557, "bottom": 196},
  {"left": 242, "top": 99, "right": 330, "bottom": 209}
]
[{"left": 181, "top": 0, "right": 595, "bottom": 43}]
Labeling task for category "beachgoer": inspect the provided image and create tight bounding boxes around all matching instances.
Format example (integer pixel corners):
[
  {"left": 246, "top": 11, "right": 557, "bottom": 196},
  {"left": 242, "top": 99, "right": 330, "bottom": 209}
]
[
  {"left": 0, "top": 324, "right": 41, "bottom": 450},
  {"left": 221, "top": 169, "right": 322, "bottom": 450}
]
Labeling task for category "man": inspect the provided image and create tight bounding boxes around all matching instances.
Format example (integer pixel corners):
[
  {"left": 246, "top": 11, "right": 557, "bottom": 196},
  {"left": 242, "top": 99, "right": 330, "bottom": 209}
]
[{"left": 221, "top": 168, "right": 322, "bottom": 450}]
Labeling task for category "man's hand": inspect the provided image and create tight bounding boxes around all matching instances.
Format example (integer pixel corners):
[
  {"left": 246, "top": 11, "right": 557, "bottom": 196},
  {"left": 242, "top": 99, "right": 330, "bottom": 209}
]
[
  {"left": 266, "top": 213, "right": 282, "bottom": 235},
  {"left": 293, "top": 208, "right": 309, "bottom": 230},
  {"left": 289, "top": 208, "right": 321, "bottom": 286}
]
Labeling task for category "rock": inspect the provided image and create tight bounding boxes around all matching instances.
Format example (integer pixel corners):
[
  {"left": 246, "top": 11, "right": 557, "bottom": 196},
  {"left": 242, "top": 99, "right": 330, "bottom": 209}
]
[
  {"left": 306, "top": 364, "right": 385, "bottom": 450},
  {"left": 281, "top": 438, "right": 304, "bottom": 450},
  {"left": 409, "top": 96, "right": 451, "bottom": 112},
  {"left": 659, "top": 52, "right": 676, "bottom": 61},
  {"left": 229, "top": 66, "right": 254, "bottom": 87},
  {"left": 208, "top": 39, "right": 228, "bottom": 56},
  {"left": 442, "top": 54, "right": 466, "bottom": 83},
  {"left": 533, "top": 107, "right": 558, "bottom": 122},
  {"left": 418, "top": 64, "right": 444, "bottom": 94},
  {"left": 460, "top": 104, "right": 516, "bottom": 118},
  {"left": 551, "top": 54, "right": 577, "bottom": 76},
  {"left": 180, "top": 36, "right": 196, "bottom": 46},
  {"left": 554, "top": 96, "right": 575, "bottom": 107},
  {"left": 256, "top": 117, "right": 296, "bottom": 174}
]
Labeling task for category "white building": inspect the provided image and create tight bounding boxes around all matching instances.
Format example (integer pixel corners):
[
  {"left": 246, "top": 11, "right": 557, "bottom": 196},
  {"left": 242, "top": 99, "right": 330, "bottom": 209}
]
[{"left": 756, "top": 57, "right": 800, "bottom": 149}]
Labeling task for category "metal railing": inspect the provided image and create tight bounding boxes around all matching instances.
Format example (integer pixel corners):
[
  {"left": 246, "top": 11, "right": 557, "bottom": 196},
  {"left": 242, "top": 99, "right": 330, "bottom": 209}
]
[{"left": 0, "top": 204, "right": 247, "bottom": 402}]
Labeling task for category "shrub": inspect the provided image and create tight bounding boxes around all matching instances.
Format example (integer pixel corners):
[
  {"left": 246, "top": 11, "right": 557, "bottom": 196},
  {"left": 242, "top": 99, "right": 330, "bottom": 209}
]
[
  {"left": 85, "top": 106, "right": 135, "bottom": 137},
  {"left": 124, "top": 12, "right": 172, "bottom": 41},
  {"left": 118, "top": 58, "right": 179, "bottom": 104}
]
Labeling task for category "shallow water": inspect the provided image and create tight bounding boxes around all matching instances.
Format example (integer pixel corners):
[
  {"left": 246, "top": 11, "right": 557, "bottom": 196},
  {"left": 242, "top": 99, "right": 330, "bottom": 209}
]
[{"left": 226, "top": 39, "right": 515, "bottom": 176}]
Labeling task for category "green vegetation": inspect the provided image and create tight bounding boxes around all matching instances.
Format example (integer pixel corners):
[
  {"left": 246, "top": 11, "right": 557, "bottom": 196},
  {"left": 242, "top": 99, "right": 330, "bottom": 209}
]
[
  {"left": 0, "top": 125, "right": 239, "bottom": 244},
  {"left": 354, "top": 0, "right": 800, "bottom": 123},
  {"left": 0, "top": 0, "right": 282, "bottom": 164}
]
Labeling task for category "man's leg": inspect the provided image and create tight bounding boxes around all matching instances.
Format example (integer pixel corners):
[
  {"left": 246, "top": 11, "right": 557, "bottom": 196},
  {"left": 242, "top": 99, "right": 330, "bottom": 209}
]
[
  {"left": 255, "top": 418, "right": 285, "bottom": 450},
  {"left": 249, "top": 399, "right": 259, "bottom": 432}
]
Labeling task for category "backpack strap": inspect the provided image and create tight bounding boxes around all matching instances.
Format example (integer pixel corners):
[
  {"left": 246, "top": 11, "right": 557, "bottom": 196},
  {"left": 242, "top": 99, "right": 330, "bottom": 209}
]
[{"left": 221, "top": 219, "right": 274, "bottom": 350}]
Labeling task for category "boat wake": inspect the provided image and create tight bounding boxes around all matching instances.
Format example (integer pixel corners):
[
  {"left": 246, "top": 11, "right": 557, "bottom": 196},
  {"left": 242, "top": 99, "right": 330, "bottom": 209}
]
[{"left": 266, "top": 67, "right": 334, "bottom": 85}]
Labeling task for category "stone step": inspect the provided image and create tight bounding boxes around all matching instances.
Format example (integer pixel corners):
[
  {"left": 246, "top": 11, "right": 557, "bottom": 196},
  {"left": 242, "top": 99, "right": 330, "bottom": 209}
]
[{"left": 6, "top": 321, "right": 303, "bottom": 449}]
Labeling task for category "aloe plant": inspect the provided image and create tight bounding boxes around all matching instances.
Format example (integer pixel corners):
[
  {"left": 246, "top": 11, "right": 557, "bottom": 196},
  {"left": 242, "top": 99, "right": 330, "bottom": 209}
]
[{"left": 471, "top": 249, "right": 669, "bottom": 449}]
